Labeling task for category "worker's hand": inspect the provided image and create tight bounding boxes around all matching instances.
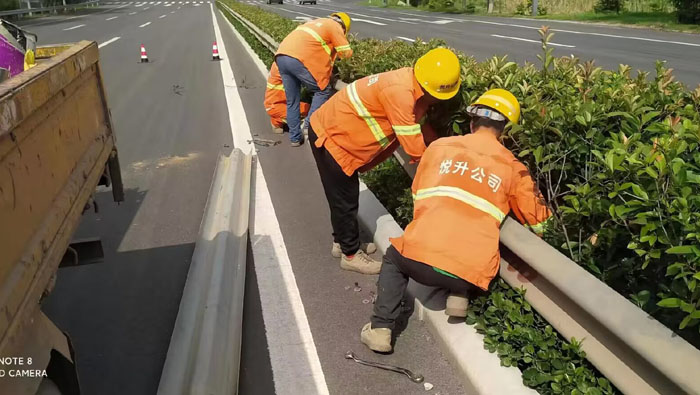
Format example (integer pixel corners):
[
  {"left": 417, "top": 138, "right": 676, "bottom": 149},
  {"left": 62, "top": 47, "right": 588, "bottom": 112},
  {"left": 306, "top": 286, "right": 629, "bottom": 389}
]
[{"left": 422, "top": 123, "right": 439, "bottom": 146}]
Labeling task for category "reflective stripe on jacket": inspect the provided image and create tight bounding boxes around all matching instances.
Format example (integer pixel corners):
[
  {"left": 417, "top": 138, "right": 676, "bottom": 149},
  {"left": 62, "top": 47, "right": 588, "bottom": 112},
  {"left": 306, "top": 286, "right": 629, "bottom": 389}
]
[
  {"left": 276, "top": 18, "right": 352, "bottom": 91},
  {"left": 310, "top": 67, "right": 430, "bottom": 176},
  {"left": 390, "top": 133, "right": 552, "bottom": 290},
  {"left": 264, "top": 62, "right": 309, "bottom": 127}
]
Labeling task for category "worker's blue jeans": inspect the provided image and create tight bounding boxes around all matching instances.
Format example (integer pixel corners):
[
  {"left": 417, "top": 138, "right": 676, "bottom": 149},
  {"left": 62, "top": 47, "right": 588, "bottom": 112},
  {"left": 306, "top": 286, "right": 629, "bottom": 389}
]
[{"left": 276, "top": 55, "right": 334, "bottom": 144}]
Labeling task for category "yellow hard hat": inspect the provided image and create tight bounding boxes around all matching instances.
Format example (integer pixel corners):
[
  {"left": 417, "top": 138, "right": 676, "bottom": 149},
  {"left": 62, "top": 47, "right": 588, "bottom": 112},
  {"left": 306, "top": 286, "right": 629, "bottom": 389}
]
[
  {"left": 469, "top": 89, "right": 520, "bottom": 124},
  {"left": 413, "top": 48, "right": 461, "bottom": 100},
  {"left": 331, "top": 12, "right": 351, "bottom": 34}
]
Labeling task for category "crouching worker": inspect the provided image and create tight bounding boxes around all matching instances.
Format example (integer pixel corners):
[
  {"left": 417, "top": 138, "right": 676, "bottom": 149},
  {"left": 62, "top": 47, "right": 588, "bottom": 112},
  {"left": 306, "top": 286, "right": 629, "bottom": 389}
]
[
  {"left": 265, "top": 62, "right": 311, "bottom": 134},
  {"left": 309, "top": 48, "right": 460, "bottom": 275},
  {"left": 361, "top": 89, "right": 552, "bottom": 352}
]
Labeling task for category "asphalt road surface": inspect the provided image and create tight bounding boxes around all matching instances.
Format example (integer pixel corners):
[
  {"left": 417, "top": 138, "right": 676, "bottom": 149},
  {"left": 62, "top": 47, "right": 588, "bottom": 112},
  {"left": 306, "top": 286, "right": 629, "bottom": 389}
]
[
  {"left": 251, "top": 0, "right": 700, "bottom": 86},
  {"left": 26, "top": 2, "right": 464, "bottom": 394}
]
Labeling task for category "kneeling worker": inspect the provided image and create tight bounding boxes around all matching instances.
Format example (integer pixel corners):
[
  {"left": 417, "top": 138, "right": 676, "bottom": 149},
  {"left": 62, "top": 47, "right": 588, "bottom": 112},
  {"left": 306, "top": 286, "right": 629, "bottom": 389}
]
[
  {"left": 361, "top": 89, "right": 552, "bottom": 352},
  {"left": 309, "top": 48, "right": 461, "bottom": 275},
  {"left": 265, "top": 61, "right": 311, "bottom": 134}
]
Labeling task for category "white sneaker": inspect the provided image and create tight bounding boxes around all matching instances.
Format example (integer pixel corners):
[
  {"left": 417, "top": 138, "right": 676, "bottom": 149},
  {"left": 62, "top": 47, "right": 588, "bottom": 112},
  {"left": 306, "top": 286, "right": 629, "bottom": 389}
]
[
  {"left": 445, "top": 293, "right": 469, "bottom": 318},
  {"left": 340, "top": 250, "right": 381, "bottom": 275},
  {"left": 331, "top": 242, "right": 377, "bottom": 258},
  {"left": 361, "top": 323, "right": 392, "bottom": 352}
]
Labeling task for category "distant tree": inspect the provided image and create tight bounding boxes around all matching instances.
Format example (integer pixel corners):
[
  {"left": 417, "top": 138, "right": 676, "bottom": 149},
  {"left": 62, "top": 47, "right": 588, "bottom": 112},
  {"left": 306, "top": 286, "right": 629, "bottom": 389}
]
[
  {"left": 673, "top": 0, "right": 700, "bottom": 23},
  {"left": 594, "top": 0, "right": 624, "bottom": 12}
]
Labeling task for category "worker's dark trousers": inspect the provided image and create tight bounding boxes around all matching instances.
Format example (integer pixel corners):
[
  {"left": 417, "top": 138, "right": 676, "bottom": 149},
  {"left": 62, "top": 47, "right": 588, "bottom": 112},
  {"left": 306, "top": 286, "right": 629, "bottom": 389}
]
[
  {"left": 309, "top": 126, "right": 361, "bottom": 256},
  {"left": 372, "top": 245, "right": 478, "bottom": 329}
]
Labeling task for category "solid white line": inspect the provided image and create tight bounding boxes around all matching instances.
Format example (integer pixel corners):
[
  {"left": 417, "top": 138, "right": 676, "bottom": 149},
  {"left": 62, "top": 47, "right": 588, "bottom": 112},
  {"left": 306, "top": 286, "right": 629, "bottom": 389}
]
[
  {"left": 159, "top": 14, "right": 166, "bottom": 17},
  {"left": 396, "top": 36, "right": 415, "bottom": 42},
  {"left": 491, "top": 34, "right": 576, "bottom": 48},
  {"left": 63, "top": 24, "right": 85, "bottom": 30},
  {"left": 213, "top": 4, "right": 330, "bottom": 394},
  {"left": 106, "top": 16, "right": 118, "bottom": 20},
  {"left": 353, "top": 18, "right": 386, "bottom": 26},
  {"left": 98, "top": 36, "right": 121, "bottom": 48},
  {"left": 139, "top": 21, "right": 152, "bottom": 27}
]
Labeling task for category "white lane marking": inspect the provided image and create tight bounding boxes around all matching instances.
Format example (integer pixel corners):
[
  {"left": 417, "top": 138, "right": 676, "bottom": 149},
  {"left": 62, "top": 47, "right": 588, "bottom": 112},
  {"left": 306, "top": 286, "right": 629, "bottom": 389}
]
[
  {"left": 294, "top": 16, "right": 312, "bottom": 22},
  {"left": 396, "top": 36, "right": 415, "bottom": 42},
  {"left": 353, "top": 18, "right": 386, "bottom": 26},
  {"left": 139, "top": 21, "right": 152, "bottom": 27},
  {"left": 159, "top": 14, "right": 166, "bottom": 17},
  {"left": 213, "top": 4, "right": 330, "bottom": 393},
  {"left": 106, "top": 16, "right": 119, "bottom": 20},
  {"left": 63, "top": 24, "right": 85, "bottom": 30},
  {"left": 129, "top": 11, "right": 137, "bottom": 14},
  {"left": 135, "top": 3, "right": 143, "bottom": 6},
  {"left": 491, "top": 34, "right": 576, "bottom": 48},
  {"left": 388, "top": 9, "right": 700, "bottom": 48},
  {"left": 98, "top": 36, "right": 121, "bottom": 48},
  {"left": 268, "top": 6, "right": 315, "bottom": 18},
  {"left": 165, "top": 2, "right": 171, "bottom": 5}
]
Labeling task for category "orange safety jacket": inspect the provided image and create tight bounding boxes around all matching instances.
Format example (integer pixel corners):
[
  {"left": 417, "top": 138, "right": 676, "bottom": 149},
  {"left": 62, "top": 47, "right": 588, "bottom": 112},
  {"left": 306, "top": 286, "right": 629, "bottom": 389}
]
[
  {"left": 276, "top": 18, "right": 352, "bottom": 91},
  {"left": 264, "top": 63, "right": 310, "bottom": 127},
  {"left": 390, "top": 133, "right": 552, "bottom": 290},
  {"left": 310, "top": 67, "right": 435, "bottom": 177}
]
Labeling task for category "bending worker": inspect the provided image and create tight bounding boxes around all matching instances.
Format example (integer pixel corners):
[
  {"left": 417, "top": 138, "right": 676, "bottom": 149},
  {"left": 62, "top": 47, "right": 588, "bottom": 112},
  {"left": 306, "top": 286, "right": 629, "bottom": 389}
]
[
  {"left": 276, "top": 12, "right": 353, "bottom": 147},
  {"left": 309, "top": 48, "right": 461, "bottom": 275},
  {"left": 361, "top": 89, "right": 552, "bottom": 352},
  {"left": 265, "top": 61, "right": 310, "bottom": 134}
]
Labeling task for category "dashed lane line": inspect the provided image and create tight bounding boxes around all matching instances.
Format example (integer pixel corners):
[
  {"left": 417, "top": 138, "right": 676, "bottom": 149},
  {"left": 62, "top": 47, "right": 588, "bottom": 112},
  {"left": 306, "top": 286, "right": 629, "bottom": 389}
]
[
  {"left": 159, "top": 14, "right": 167, "bottom": 18},
  {"left": 98, "top": 36, "right": 121, "bottom": 48},
  {"left": 491, "top": 34, "right": 576, "bottom": 48},
  {"left": 106, "top": 16, "right": 118, "bottom": 20},
  {"left": 139, "top": 21, "right": 152, "bottom": 27},
  {"left": 352, "top": 18, "right": 386, "bottom": 26},
  {"left": 63, "top": 24, "right": 85, "bottom": 30}
]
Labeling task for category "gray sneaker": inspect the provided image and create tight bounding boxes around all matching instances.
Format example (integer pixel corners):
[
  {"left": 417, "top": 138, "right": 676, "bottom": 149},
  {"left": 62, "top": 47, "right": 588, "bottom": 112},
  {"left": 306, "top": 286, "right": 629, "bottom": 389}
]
[
  {"left": 361, "top": 323, "right": 392, "bottom": 352},
  {"left": 290, "top": 138, "right": 304, "bottom": 147},
  {"left": 331, "top": 242, "right": 377, "bottom": 258},
  {"left": 340, "top": 250, "right": 381, "bottom": 275}
]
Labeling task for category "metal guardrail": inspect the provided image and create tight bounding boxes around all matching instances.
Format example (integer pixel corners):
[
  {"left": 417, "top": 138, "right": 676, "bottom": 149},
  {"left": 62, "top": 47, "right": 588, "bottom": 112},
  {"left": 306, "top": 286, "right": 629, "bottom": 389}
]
[
  {"left": 0, "top": 1, "right": 100, "bottom": 17},
  {"left": 158, "top": 149, "right": 252, "bottom": 395},
  {"left": 217, "top": 4, "right": 700, "bottom": 393}
]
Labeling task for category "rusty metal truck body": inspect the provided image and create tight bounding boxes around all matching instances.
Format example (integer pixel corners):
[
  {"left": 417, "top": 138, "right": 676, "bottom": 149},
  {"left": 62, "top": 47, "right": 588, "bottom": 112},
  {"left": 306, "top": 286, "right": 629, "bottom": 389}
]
[{"left": 0, "top": 40, "right": 123, "bottom": 395}]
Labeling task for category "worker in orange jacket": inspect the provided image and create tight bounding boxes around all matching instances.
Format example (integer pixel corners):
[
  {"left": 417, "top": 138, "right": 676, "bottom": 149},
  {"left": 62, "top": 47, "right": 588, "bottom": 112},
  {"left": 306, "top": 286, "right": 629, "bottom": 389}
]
[
  {"left": 308, "top": 48, "right": 461, "bottom": 275},
  {"left": 265, "top": 62, "right": 311, "bottom": 134},
  {"left": 276, "top": 12, "right": 353, "bottom": 146},
  {"left": 360, "top": 89, "right": 552, "bottom": 352}
]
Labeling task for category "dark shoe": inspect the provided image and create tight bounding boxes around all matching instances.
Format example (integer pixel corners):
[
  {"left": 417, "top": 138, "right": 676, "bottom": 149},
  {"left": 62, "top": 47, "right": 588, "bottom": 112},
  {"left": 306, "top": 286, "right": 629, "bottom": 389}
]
[{"left": 290, "top": 138, "right": 304, "bottom": 147}]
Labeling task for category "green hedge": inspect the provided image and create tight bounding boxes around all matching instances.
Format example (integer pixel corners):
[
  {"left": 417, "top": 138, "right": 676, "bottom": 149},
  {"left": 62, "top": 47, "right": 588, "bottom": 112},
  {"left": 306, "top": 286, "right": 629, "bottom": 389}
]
[{"left": 218, "top": 0, "right": 700, "bottom": 390}]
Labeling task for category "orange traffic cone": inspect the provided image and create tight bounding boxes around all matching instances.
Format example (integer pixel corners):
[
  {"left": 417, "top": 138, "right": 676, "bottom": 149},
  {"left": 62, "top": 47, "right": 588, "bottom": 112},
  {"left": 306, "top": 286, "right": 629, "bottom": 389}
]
[
  {"left": 140, "top": 44, "right": 149, "bottom": 63},
  {"left": 212, "top": 42, "right": 220, "bottom": 60}
]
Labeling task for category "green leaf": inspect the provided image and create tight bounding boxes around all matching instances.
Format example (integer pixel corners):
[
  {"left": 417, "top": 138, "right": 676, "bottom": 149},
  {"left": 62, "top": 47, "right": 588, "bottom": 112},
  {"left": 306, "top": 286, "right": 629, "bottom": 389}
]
[
  {"left": 657, "top": 298, "right": 682, "bottom": 308},
  {"left": 667, "top": 246, "right": 694, "bottom": 255},
  {"left": 680, "top": 314, "right": 692, "bottom": 330}
]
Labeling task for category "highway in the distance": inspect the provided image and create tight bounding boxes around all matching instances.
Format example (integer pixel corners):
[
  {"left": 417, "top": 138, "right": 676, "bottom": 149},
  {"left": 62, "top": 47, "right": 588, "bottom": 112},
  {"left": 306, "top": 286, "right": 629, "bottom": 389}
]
[{"left": 252, "top": 0, "right": 700, "bottom": 86}]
